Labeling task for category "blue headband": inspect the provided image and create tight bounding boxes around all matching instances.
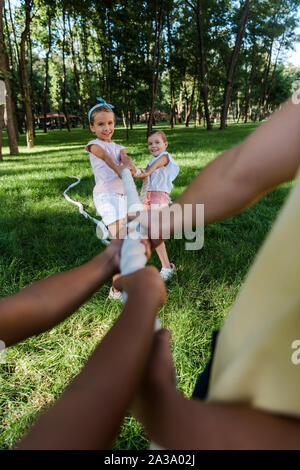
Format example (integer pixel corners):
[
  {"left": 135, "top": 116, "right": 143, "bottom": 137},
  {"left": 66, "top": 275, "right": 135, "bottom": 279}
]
[{"left": 88, "top": 98, "right": 115, "bottom": 123}]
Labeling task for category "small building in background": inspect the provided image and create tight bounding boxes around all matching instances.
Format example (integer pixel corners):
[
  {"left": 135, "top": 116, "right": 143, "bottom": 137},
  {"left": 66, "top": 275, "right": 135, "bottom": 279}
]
[
  {"left": 140, "top": 110, "right": 169, "bottom": 123},
  {"left": 35, "top": 112, "right": 78, "bottom": 129}
]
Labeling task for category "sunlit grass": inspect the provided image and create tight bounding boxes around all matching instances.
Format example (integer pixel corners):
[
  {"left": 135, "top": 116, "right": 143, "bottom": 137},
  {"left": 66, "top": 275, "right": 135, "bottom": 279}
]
[{"left": 0, "top": 123, "right": 292, "bottom": 449}]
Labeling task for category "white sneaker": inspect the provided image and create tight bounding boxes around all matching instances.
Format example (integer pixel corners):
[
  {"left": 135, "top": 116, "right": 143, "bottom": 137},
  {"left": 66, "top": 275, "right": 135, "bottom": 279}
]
[
  {"left": 160, "top": 263, "right": 176, "bottom": 281},
  {"left": 108, "top": 287, "right": 123, "bottom": 301}
]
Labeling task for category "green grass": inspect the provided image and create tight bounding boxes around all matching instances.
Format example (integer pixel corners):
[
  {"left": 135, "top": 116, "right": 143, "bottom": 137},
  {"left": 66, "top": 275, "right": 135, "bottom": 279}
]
[{"left": 0, "top": 123, "right": 292, "bottom": 449}]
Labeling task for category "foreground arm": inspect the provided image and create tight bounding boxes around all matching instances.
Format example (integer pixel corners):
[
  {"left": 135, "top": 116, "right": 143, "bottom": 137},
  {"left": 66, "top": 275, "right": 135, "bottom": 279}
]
[
  {"left": 156, "top": 98, "right": 300, "bottom": 234},
  {"left": 17, "top": 267, "right": 166, "bottom": 450},
  {"left": 0, "top": 242, "right": 120, "bottom": 347},
  {"left": 142, "top": 388, "right": 300, "bottom": 450},
  {"left": 133, "top": 329, "right": 300, "bottom": 450}
]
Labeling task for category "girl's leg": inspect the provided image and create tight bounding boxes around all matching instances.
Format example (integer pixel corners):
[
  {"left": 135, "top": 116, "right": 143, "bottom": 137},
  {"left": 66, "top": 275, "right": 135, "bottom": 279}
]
[
  {"left": 155, "top": 242, "right": 171, "bottom": 269},
  {"left": 108, "top": 219, "right": 126, "bottom": 295}
]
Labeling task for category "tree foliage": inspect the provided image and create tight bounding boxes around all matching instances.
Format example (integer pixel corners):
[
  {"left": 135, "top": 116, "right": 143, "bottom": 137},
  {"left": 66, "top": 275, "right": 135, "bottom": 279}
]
[{"left": 1, "top": 0, "right": 300, "bottom": 151}]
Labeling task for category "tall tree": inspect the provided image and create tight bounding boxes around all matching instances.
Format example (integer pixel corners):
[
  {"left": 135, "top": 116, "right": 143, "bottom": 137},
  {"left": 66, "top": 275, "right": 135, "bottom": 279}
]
[
  {"left": 42, "top": 5, "right": 53, "bottom": 132},
  {"left": 3, "top": 0, "right": 19, "bottom": 137},
  {"left": 166, "top": 7, "right": 176, "bottom": 128},
  {"left": 7, "top": 0, "right": 24, "bottom": 134},
  {"left": 147, "top": 0, "right": 165, "bottom": 135},
  {"left": 20, "top": 0, "right": 34, "bottom": 147},
  {"left": 0, "top": 0, "right": 18, "bottom": 154},
  {"left": 220, "top": 0, "right": 251, "bottom": 129},
  {"left": 61, "top": 8, "right": 70, "bottom": 132},
  {"left": 68, "top": 13, "right": 85, "bottom": 128},
  {"left": 185, "top": 0, "right": 212, "bottom": 130},
  {"left": 184, "top": 75, "right": 196, "bottom": 127},
  {"left": 0, "top": 80, "right": 4, "bottom": 161}
]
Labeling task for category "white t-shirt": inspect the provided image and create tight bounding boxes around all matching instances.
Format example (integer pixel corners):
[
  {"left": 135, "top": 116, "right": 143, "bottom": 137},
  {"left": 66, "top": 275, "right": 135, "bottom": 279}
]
[
  {"left": 85, "top": 138, "right": 125, "bottom": 194},
  {"left": 147, "top": 152, "right": 179, "bottom": 194}
]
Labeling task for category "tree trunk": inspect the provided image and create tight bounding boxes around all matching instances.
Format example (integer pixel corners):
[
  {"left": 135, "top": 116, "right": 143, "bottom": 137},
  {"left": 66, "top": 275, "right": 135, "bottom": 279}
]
[
  {"left": 106, "top": 8, "right": 113, "bottom": 103},
  {"left": 147, "top": 0, "right": 164, "bottom": 136},
  {"left": 244, "top": 53, "right": 255, "bottom": 123},
  {"left": 122, "top": 110, "right": 127, "bottom": 128},
  {"left": 185, "top": 0, "right": 211, "bottom": 130},
  {"left": 260, "top": 46, "right": 281, "bottom": 120},
  {"left": 129, "top": 109, "right": 134, "bottom": 130},
  {"left": 7, "top": 0, "right": 20, "bottom": 67},
  {"left": 61, "top": 9, "right": 70, "bottom": 133},
  {"left": 3, "top": 1, "right": 13, "bottom": 69},
  {"left": 28, "top": 32, "right": 35, "bottom": 137},
  {"left": 195, "top": 75, "right": 202, "bottom": 126},
  {"left": 177, "top": 89, "right": 183, "bottom": 123},
  {"left": 95, "top": 24, "right": 108, "bottom": 99},
  {"left": 0, "top": 102, "right": 4, "bottom": 160},
  {"left": 3, "top": 0, "right": 18, "bottom": 139},
  {"left": 1, "top": 0, "right": 18, "bottom": 152},
  {"left": 220, "top": 0, "right": 251, "bottom": 130},
  {"left": 185, "top": 76, "right": 196, "bottom": 127},
  {"left": 256, "top": 44, "right": 272, "bottom": 121},
  {"left": 169, "top": 75, "right": 176, "bottom": 128},
  {"left": 8, "top": 0, "right": 24, "bottom": 135},
  {"left": 196, "top": 100, "right": 202, "bottom": 126},
  {"left": 57, "top": 111, "right": 62, "bottom": 130},
  {"left": 167, "top": 12, "right": 176, "bottom": 129},
  {"left": 43, "top": 7, "right": 52, "bottom": 133},
  {"left": 68, "top": 15, "right": 86, "bottom": 128},
  {"left": 1, "top": 0, "right": 18, "bottom": 154},
  {"left": 81, "top": 19, "right": 92, "bottom": 106},
  {"left": 20, "top": 0, "right": 34, "bottom": 148}
]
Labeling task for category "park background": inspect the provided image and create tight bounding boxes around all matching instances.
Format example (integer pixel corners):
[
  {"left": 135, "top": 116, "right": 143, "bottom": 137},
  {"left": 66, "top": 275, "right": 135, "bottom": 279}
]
[{"left": 0, "top": 0, "right": 300, "bottom": 449}]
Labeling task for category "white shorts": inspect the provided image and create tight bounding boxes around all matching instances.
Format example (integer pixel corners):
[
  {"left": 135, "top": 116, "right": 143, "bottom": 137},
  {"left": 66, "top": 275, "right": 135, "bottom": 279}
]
[{"left": 93, "top": 192, "right": 127, "bottom": 226}]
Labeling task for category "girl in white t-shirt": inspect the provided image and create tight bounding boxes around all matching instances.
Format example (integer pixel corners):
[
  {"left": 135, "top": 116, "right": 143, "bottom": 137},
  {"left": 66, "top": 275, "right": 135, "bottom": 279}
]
[
  {"left": 135, "top": 130, "right": 179, "bottom": 280},
  {"left": 85, "top": 98, "right": 136, "bottom": 299}
]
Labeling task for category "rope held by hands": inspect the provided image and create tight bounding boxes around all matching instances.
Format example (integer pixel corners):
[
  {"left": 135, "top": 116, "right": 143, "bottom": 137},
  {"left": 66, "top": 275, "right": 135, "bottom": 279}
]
[{"left": 120, "top": 169, "right": 161, "bottom": 332}]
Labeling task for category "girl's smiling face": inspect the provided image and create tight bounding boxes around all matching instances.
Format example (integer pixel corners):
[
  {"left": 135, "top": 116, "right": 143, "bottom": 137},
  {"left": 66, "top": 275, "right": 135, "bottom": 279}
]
[
  {"left": 90, "top": 111, "right": 115, "bottom": 142},
  {"left": 148, "top": 133, "right": 168, "bottom": 157}
]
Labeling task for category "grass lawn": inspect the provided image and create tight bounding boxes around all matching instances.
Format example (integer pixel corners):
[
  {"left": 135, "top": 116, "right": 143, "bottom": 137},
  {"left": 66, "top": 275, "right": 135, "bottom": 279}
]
[{"left": 0, "top": 123, "right": 293, "bottom": 449}]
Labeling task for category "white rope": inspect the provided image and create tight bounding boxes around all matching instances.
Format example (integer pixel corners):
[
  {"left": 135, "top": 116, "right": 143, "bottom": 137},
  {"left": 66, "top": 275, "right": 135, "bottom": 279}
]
[
  {"left": 63, "top": 177, "right": 110, "bottom": 245},
  {"left": 121, "top": 169, "right": 161, "bottom": 332}
]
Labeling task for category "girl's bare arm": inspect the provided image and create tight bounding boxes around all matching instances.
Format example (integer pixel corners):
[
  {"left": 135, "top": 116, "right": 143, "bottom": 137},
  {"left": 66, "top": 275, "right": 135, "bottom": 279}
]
[{"left": 88, "top": 144, "right": 125, "bottom": 177}]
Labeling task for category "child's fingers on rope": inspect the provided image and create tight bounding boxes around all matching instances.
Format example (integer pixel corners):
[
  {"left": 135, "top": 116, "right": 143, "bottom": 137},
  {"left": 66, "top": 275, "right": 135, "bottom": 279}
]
[{"left": 134, "top": 168, "right": 148, "bottom": 179}]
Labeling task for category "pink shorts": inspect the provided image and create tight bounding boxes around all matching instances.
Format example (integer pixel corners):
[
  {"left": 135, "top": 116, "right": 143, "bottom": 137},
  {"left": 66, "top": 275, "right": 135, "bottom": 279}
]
[{"left": 144, "top": 191, "right": 170, "bottom": 210}]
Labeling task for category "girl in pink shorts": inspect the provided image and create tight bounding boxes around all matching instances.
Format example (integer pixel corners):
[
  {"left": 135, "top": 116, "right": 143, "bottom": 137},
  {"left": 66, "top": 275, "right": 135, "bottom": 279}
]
[{"left": 135, "top": 131, "right": 179, "bottom": 280}]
